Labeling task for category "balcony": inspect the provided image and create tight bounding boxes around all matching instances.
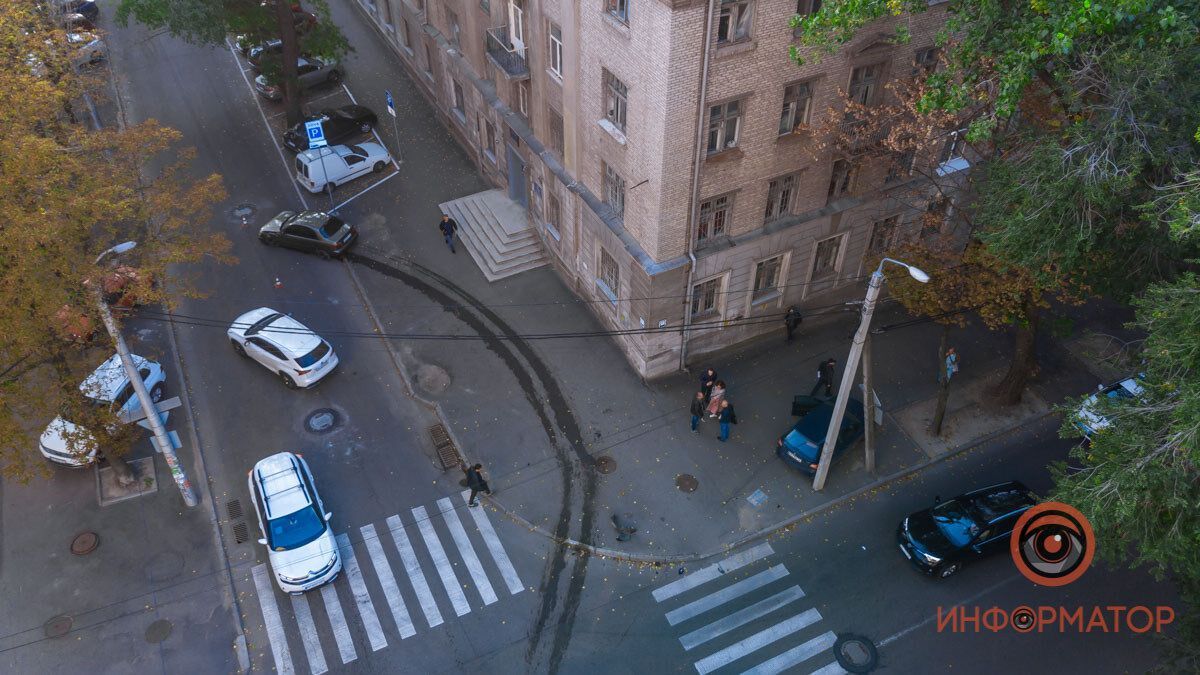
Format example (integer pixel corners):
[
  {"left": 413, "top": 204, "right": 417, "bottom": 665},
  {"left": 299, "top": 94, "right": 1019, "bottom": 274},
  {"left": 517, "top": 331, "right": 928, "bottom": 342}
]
[{"left": 485, "top": 26, "right": 529, "bottom": 80}]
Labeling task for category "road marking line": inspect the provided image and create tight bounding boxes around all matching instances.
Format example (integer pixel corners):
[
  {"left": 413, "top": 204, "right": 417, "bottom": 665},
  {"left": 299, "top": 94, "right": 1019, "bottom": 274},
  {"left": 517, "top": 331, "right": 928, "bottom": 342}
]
[
  {"left": 653, "top": 542, "right": 774, "bottom": 603},
  {"left": 386, "top": 514, "right": 444, "bottom": 628},
  {"left": 360, "top": 524, "right": 416, "bottom": 639},
  {"left": 289, "top": 593, "right": 328, "bottom": 675},
  {"left": 877, "top": 574, "right": 1023, "bottom": 648},
  {"left": 319, "top": 580, "right": 357, "bottom": 664},
  {"left": 251, "top": 564, "right": 295, "bottom": 675},
  {"left": 807, "top": 661, "right": 849, "bottom": 675},
  {"left": 680, "top": 585, "right": 806, "bottom": 651},
  {"left": 666, "top": 564, "right": 789, "bottom": 626},
  {"left": 412, "top": 505, "right": 472, "bottom": 617},
  {"left": 740, "top": 631, "right": 838, "bottom": 675},
  {"left": 460, "top": 489, "right": 524, "bottom": 595},
  {"left": 335, "top": 533, "right": 387, "bottom": 652},
  {"left": 437, "top": 497, "right": 498, "bottom": 605},
  {"left": 692, "top": 608, "right": 822, "bottom": 675},
  {"left": 331, "top": 170, "right": 399, "bottom": 212}
]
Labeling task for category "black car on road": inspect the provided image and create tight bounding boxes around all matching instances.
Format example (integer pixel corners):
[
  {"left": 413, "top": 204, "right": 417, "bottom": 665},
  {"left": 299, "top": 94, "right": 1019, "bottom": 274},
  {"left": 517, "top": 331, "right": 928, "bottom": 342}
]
[
  {"left": 259, "top": 210, "right": 357, "bottom": 257},
  {"left": 776, "top": 398, "right": 865, "bottom": 475},
  {"left": 897, "top": 481, "right": 1038, "bottom": 578},
  {"left": 283, "top": 105, "right": 378, "bottom": 152}
]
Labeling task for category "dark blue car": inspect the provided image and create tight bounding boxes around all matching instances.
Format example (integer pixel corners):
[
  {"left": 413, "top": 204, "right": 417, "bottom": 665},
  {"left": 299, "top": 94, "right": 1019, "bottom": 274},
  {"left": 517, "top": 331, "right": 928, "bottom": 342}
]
[{"left": 776, "top": 398, "right": 865, "bottom": 475}]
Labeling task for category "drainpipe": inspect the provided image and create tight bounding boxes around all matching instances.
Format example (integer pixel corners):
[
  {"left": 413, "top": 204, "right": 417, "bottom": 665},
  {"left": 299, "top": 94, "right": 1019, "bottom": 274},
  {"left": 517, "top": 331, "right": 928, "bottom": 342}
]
[{"left": 678, "top": 0, "right": 717, "bottom": 373}]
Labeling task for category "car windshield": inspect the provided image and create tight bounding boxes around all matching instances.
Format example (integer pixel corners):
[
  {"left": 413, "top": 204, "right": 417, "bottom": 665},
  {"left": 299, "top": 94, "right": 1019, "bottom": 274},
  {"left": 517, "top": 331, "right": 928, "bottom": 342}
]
[
  {"left": 319, "top": 216, "right": 343, "bottom": 238},
  {"left": 782, "top": 428, "right": 818, "bottom": 458},
  {"left": 931, "top": 500, "right": 981, "bottom": 547},
  {"left": 296, "top": 341, "right": 330, "bottom": 368},
  {"left": 348, "top": 144, "right": 366, "bottom": 156},
  {"left": 245, "top": 312, "right": 283, "bottom": 336},
  {"left": 267, "top": 504, "right": 326, "bottom": 550},
  {"left": 1106, "top": 386, "right": 1135, "bottom": 400}
]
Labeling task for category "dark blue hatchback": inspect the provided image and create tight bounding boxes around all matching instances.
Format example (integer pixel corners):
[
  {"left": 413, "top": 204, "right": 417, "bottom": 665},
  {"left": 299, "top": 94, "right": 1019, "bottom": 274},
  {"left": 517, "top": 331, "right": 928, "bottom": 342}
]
[{"left": 776, "top": 398, "right": 865, "bottom": 475}]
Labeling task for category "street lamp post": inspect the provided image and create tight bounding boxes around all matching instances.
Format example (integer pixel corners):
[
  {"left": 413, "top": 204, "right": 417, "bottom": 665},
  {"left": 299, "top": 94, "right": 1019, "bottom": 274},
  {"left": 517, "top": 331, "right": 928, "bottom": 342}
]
[
  {"left": 811, "top": 257, "right": 929, "bottom": 491},
  {"left": 93, "top": 242, "right": 198, "bottom": 507}
]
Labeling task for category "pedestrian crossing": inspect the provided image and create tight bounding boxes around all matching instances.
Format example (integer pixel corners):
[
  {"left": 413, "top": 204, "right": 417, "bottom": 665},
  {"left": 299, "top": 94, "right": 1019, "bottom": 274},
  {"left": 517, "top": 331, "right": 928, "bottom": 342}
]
[
  {"left": 652, "top": 543, "right": 848, "bottom": 675},
  {"left": 246, "top": 490, "right": 524, "bottom": 674}
]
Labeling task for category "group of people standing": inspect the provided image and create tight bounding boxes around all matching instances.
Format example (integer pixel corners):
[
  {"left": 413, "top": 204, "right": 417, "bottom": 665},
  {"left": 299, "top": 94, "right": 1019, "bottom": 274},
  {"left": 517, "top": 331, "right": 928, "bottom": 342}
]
[{"left": 690, "top": 368, "right": 738, "bottom": 442}]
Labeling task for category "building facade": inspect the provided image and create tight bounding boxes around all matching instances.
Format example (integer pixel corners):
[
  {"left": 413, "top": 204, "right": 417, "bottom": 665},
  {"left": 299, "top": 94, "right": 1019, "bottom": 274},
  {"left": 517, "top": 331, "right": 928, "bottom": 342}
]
[{"left": 353, "top": 0, "right": 958, "bottom": 379}]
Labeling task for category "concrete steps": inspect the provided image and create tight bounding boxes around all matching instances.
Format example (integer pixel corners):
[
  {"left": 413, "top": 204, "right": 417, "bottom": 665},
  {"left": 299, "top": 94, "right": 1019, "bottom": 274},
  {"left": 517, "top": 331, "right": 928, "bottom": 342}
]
[{"left": 439, "top": 190, "right": 547, "bottom": 282}]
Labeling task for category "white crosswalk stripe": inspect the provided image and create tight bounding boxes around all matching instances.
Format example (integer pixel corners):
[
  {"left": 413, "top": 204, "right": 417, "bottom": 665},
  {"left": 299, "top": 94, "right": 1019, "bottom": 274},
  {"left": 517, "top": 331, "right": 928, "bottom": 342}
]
[
  {"left": 437, "top": 497, "right": 498, "bottom": 605},
  {"left": 679, "top": 585, "right": 806, "bottom": 651},
  {"left": 693, "top": 608, "right": 823, "bottom": 674},
  {"left": 289, "top": 593, "right": 328, "bottom": 675},
  {"left": 806, "top": 658, "right": 849, "bottom": 675},
  {"left": 740, "top": 631, "right": 839, "bottom": 675},
  {"left": 412, "top": 505, "right": 472, "bottom": 617},
  {"left": 653, "top": 543, "right": 775, "bottom": 603},
  {"left": 320, "top": 580, "right": 357, "bottom": 664},
  {"left": 386, "top": 514, "right": 444, "bottom": 629},
  {"left": 666, "top": 564, "right": 789, "bottom": 626},
  {"left": 336, "top": 533, "right": 388, "bottom": 652},
  {"left": 460, "top": 490, "right": 525, "bottom": 595},
  {"left": 251, "top": 564, "right": 294, "bottom": 675},
  {"left": 360, "top": 523, "right": 416, "bottom": 638}
]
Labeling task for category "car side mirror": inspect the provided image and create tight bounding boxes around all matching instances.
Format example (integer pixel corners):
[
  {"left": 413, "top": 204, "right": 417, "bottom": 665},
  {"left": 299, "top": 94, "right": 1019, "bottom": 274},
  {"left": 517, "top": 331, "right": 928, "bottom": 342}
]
[
  {"left": 257, "top": 538, "right": 267, "bottom": 546},
  {"left": 324, "top": 512, "right": 333, "bottom": 522}
]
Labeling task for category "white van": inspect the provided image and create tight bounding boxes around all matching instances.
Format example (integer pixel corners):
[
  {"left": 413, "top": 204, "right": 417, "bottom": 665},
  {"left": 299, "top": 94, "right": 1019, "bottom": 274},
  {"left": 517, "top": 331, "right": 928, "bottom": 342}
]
[{"left": 295, "top": 142, "right": 391, "bottom": 193}]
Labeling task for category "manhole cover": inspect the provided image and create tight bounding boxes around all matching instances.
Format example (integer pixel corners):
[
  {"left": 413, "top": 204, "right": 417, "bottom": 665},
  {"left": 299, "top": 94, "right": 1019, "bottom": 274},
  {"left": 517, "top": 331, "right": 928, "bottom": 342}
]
[
  {"left": 675, "top": 474, "right": 699, "bottom": 493},
  {"left": 305, "top": 408, "right": 340, "bottom": 434},
  {"left": 44, "top": 615, "right": 72, "bottom": 638},
  {"left": 594, "top": 456, "right": 617, "bottom": 474},
  {"left": 145, "top": 619, "right": 173, "bottom": 644},
  {"left": 834, "top": 634, "right": 879, "bottom": 673},
  {"left": 231, "top": 203, "right": 256, "bottom": 220},
  {"left": 70, "top": 531, "right": 98, "bottom": 555}
]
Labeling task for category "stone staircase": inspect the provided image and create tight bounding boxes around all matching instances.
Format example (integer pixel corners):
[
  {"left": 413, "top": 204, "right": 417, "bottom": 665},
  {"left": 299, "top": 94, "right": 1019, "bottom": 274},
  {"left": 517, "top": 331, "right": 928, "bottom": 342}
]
[{"left": 438, "top": 190, "right": 548, "bottom": 282}]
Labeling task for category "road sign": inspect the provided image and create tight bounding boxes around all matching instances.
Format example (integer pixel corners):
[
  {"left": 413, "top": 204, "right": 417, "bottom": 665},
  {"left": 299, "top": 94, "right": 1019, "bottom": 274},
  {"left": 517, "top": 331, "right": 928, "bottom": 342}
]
[
  {"left": 385, "top": 89, "right": 396, "bottom": 117},
  {"left": 124, "top": 396, "right": 181, "bottom": 425},
  {"left": 305, "top": 119, "right": 327, "bottom": 148},
  {"left": 136, "top": 410, "right": 170, "bottom": 431}
]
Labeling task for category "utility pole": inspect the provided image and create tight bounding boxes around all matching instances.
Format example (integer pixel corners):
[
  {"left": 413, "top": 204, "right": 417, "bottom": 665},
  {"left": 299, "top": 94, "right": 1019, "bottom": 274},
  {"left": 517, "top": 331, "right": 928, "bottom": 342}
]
[{"left": 862, "top": 331, "right": 875, "bottom": 475}]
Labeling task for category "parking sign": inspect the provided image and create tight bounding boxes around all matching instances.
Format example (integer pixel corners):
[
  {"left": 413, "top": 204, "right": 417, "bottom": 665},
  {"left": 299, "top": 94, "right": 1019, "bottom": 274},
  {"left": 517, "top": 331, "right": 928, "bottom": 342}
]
[
  {"left": 385, "top": 89, "right": 396, "bottom": 117},
  {"left": 305, "top": 120, "right": 327, "bottom": 148}
]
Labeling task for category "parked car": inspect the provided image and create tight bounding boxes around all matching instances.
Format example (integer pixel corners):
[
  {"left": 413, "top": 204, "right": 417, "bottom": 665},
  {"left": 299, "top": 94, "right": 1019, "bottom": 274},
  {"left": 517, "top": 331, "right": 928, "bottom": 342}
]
[
  {"left": 51, "top": 0, "right": 98, "bottom": 22},
  {"left": 776, "top": 398, "right": 865, "bottom": 475},
  {"left": 227, "top": 307, "right": 339, "bottom": 388},
  {"left": 295, "top": 142, "right": 391, "bottom": 193},
  {"left": 246, "top": 39, "right": 282, "bottom": 71},
  {"left": 283, "top": 105, "right": 378, "bottom": 152},
  {"left": 897, "top": 481, "right": 1038, "bottom": 578},
  {"left": 259, "top": 210, "right": 357, "bottom": 257},
  {"left": 233, "top": 10, "right": 316, "bottom": 54},
  {"left": 248, "top": 451, "right": 341, "bottom": 594},
  {"left": 62, "top": 13, "right": 96, "bottom": 31},
  {"left": 1073, "top": 375, "right": 1143, "bottom": 440},
  {"left": 38, "top": 353, "right": 166, "bottom": 466},
  {"left": 67, "top": 31, "right": 106, "bottom": 68},
  {"left": 253, "top": 56, "right": 341, "bottom": 100}
]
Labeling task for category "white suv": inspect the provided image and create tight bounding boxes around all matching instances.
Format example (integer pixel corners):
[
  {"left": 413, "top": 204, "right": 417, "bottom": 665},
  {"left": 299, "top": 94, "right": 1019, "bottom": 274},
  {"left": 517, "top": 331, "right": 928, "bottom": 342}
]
[
  {"left": 294, "top": 142, "right": 391, "bottom": 193},
  {"left": 39, "top": 353, "right": 166, "bottom": 466},
  {"left": 227, "top": 307, "right": 339, "bottom": 389},
  {"left": 248, "top": 452, "right": 341, "bottom": 594}
]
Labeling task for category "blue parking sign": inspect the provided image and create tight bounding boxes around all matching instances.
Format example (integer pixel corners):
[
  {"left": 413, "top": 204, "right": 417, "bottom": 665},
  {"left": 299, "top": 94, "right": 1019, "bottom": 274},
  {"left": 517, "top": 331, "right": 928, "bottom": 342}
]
[
  {"left": 305, "top": 120, "right": 327, "bottom": 148},
  {"left": 385, "top": 89, "right": 396, "bottom": 117}
]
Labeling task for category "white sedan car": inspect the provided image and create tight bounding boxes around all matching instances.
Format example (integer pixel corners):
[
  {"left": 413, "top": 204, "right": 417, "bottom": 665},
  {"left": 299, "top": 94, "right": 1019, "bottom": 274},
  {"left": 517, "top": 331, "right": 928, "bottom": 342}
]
[
  {"left": 227, "top": 307, "right": 339, "bottom": 389},
  {"left": 1073, "top": 375, "right": 1143, "bottom": 440},
  {"left": 295, "top": 142, "right": 391, "bottom": 193},
  {"left": 248, "top": 452, "right": 341, "bottom": 594}
]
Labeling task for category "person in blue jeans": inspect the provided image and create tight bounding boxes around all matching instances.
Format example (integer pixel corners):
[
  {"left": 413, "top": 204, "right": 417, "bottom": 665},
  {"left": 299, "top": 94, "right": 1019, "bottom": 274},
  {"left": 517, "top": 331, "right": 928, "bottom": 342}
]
[
  {"left": 717, "top": 399, "right": 738, "bottom": 441},
  {"left": 689, "top": 391, "right": 705, "bottom": 433},
  {"left": 439, "top": 214, "right": 459, "bottom": 254}
]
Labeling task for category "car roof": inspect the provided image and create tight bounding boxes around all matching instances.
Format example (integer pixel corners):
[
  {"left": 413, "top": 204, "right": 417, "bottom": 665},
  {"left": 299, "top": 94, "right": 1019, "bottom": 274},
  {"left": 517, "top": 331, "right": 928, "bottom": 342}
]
[
  {"left": 793, "top": 398, "right": 865, "bottom": 437},
  {"left": 962, "top": 481, "right": 1036, "bottom": 521},
  {"left": 290, "top": 211, "right": 332, "bottom": 229},
  {"left": 79, "top": 352, "right": 148, "bottom": 401},
  {"left": 244, "top": 309, "right": 321, "bottom": 356},
  {"left": 252, "top": 453, "right": 313, "bottom": 519}
]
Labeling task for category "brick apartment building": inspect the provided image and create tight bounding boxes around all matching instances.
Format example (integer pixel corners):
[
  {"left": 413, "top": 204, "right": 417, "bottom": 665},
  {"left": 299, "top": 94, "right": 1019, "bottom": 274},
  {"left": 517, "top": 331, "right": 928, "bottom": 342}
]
[{"left": 351, "top": 0, "right": 961, "bottom": 379}]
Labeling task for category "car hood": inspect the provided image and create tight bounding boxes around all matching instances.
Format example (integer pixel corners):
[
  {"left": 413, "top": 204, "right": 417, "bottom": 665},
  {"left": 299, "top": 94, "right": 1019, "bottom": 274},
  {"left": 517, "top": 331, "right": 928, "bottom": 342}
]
[
  {"left": 254, "top": 73, "right": 271, "bottom": 87},
  {"left": 40, "top": 416, "right": 98, "bottom": 458},
  {"left": 903, "top": 510, "right": 958, "bottom": 557},
  {"left": 270, "top": 528, "right": 338, "bottom": 579},
  {"left": 260, "top": 211, "right": 296, "bottom": 235}
]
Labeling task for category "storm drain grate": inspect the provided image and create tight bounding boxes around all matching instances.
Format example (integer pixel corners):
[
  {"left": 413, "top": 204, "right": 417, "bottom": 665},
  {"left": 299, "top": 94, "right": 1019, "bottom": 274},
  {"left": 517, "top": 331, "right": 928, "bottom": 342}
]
[
  {"left": 428, "top": 423, "right": 462, "bottom": 470},
  {"left": 226, "top": 499, "right": 243, "bottom": 521},
  {"left": 232, "top": 522, "right": 249, "bottom": 544}
]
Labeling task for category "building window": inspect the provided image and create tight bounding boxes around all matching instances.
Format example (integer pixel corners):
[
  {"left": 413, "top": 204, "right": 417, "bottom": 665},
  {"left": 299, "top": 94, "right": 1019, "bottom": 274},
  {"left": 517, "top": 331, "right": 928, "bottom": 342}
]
[
  {"left": 548, "top": 22, "right": 563, "bottom": 77},
  {"left": 827, "top": 159, "right": 856, "bottom": 200},
  {"left": 697, "top": 195, "right": 731, "bottom": 241},
  {"left": 400, "top": 18, "right": 412, "bottom": 50},
  {"left": 764, "top": 174, "right": 797, "bottom": 221},
  {"left": 867, "top": 216, "right": 898, "bottom": 254},
  {"left": 598, "top": 248, "right": 620, "bottom": 303},
  {"left": 707, "top": 100, "right": 742, "bottom": 153},
  {"left": 913, "top": 46, "right": 939, "bottom": 74},
  {"left": 546, "top": 191, "right": 562, "bottom": 239},
  {"left": 717, "top": 1, "right": 753, "bottom": 44},
  {"left": 752, "top": 256, "right": 783, "bottom": 301},
  {"left": 886, "top": 149, "right": 915, "bottom": 183},
  {"left": 606, "top": 0, "right": 629, "bottom": 24},
  {"left": 446, "top": 9, "right": 461, "bottom": 47},
  {"left": 848, "top": 63, "right": 883, "bottom": 105},
  {"left": 484, "top": 120, "right": 497, "bottom": 162},
  {"left": 514, "top": 80, "right": 530, "bottom": 117},
  {"left": 796, "top": 0, "right": 822, "bottom": 15},
  {"left": 452, "top": 80, "right": 466, "bottom": 115},
  {"left": 604, "top": 69, "right": 628, "bottom": 132},
  {"left": 939, "top": 129, "right": 966, "bottom": 164},
  {"left": 602, "top": 162, "right": 626, "bottom": 218},
  {"left": 424, "top": 43, "right": 435, "bottom": 75},
  {"left": 812, "top": 235, "right": 842, "bottom": 279},
  {"left": 480, "top": 0, "right": 490, "bottom": 13},
  {"left": 779, "top": 81, "right": 813, "bottom": 135},
  {"left": 547, "top": 106, "right": 564, "bottom": 154},
  {"left": 691, "top": 277, "right": 722, "bottom": 318}
]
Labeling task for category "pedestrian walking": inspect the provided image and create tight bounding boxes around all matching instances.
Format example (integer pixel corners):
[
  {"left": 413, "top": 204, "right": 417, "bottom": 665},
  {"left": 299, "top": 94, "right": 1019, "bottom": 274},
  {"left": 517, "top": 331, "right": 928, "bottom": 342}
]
[
  {"left": 462, "top": 462, "right": 492, "bottom": 506},
  {"left": 689, "top": 391, "right": 706, "bottom": 432},
  {"left": 439, "top": 214, "right": 459, "bottom": 254},
  {"left": 943, "top": 346, "right": 959, "bottom": 383},
  {"left": 784, "top": 306, "right": 803, "bottom": 342},
  {"left": 699, "top": 367, "right": 718, "bottom": 404},
  {"left": 717, "top": 399, "right": 738, "bottom": 442},
  {"left": 707, "top": 380, "right": 726, "bottom": 417},
  {"left": 810, "top": 358, "right": 837, "bottom": 397}
]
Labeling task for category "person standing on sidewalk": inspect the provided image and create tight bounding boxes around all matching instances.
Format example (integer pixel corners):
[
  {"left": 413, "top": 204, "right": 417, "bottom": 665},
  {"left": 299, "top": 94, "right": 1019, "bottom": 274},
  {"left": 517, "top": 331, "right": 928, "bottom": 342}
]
[
  {"left": 811, "top": 358, "right": 837, "bottom": 397},
  {"left": 944, "top": 346, "right": 959, "bottom": 382},
  {"left": 784, "top": 306, "right": 803, "bottom": 342},
  {"left": 717, "top": 399, "right": 738, "bottom": 442},
  {"left": 463, "top": 462, "right": 492, "bottom": 506},
  {"left": 707, "top": 380, "right": 726, "bottom": 418},
  {"left": 689, "top": 391, "right": 706, "bottom": 433},
  {"left": 699, "top": 367, "right": 718, "bottom": 404},
  {"left": 439, "top": 214, "right": 459, "bottom": 254}
]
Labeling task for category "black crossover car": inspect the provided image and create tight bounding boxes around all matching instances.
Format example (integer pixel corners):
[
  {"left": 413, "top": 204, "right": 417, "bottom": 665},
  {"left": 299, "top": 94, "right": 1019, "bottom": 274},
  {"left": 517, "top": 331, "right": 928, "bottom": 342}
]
[
  {"left": 897, "top": 481, "right": 1038, "bottom": 578},
  {"left": 283, "top": 105, "right": 378, "bottom": 152}
]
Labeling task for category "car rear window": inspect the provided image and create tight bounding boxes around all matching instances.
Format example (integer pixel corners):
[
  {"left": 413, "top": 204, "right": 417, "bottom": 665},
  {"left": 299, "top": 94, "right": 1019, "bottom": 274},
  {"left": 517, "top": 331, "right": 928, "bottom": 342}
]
[
  {"left": 320, "top": 216, "right": 343, "bottom": 238},
  {"left": 295, "top": 157, "right": 307, "bottom": 178},
  {"left": 296, "top": 341, "right": 330, "bottom": 368}
]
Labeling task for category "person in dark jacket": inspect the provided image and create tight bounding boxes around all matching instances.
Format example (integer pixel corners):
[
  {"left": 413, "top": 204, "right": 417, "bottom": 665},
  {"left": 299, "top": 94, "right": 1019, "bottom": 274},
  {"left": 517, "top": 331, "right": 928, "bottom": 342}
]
[
  {"left": 717, "top": 399, "right": 738, "bottom": 442},
  {"left": 784, "top": 306, "right": 803, "bottom": 342},
  {"left": 463, "top": 462, "right": 492, "bottom": 506},
  {"left": 699, "top": 367, "right": 718, "bottom": 404},
  {"left": 810, "top": 358, "right": 837, "bottom": 397},
  {"left": 689, "top": 391, "right": 706, "bottom": 432},
  {"left": 439, "top": 214, "right": 459, "bottom": 254}
]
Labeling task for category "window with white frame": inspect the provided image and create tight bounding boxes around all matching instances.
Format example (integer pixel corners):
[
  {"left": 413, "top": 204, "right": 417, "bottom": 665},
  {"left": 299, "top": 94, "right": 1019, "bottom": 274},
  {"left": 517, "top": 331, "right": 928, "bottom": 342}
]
[
  {"left": 598, "top": 248, "right": 619, "bottom": 302},
  {"left": 697, "top": 195, "right": 731, "bottom": 242},
  {"left": 867, "top": 216, "right": 898, "bottom": 254},
  {"left": 602, "top": 162, "right": 626, "bottom": 218},
  {"left": 717, "top": 0, "right": 753, "bottom": 44},
  {"left": 514, "top": 80, "right": 530, "bottom": 117},
  {"left": 779, "top": 81, "right": 813, "bottom": 134},
  {"left": 939, "top": 129, "right": 966, "bottom": 164},
  {"left": 691, "top": 277, "right": 722, "bottom": 318},
  {"left": 604, "top": 69, "right": 628, "bottom": 132},
  {"left": 452, "top": 80, "right": 465, "bottom": 115},
  {"left": 606, "top": 0, "right": 629, "bottom": 23},
  {"left": 848, "top": 63, "right": 883, "bottom": 105},
  {"left": 752, "top": 255, "right": 783, "bottom": 301},
  {"left": 812, "top": 234, "right": 842, "bottom": 279},
  {"left": 827, "top": 159, "right": 856, "bottom": 200},
  {"left": 548, "top": 22, "right": 563, "bottom": 77},
  {"left": 764, "top": 174, "right": 798, "bottom": 221},
  {"left": 707, "top": 100, "right": 742, "bottom": 153}
]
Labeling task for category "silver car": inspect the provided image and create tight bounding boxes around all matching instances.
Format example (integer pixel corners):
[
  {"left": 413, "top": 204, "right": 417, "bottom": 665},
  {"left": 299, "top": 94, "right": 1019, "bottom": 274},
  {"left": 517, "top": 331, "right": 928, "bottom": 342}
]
[{"left": 254, "top": 56, "right": 341, "bottom": 101}]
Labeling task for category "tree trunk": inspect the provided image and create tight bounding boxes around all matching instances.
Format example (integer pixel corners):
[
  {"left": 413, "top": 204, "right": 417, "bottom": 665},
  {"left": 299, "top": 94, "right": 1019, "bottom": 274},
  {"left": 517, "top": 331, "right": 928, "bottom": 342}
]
[
  {"left": 105, "top": 450, "right": 137, "bottom": 487},
  {"left": 931, "top": 325, "right": 951, "bottom": 436},
  {"left": 275, "top": 0, "right": 303, "bottom": 126},
  {"left": 991, "top": 300, "right": 1039, "bottom": 406}
]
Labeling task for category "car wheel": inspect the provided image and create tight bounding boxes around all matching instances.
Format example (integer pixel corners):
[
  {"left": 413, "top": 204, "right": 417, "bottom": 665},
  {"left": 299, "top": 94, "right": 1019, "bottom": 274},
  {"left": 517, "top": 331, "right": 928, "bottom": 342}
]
[
  {"left": 938, "top": 563, "right": 960, "bottom": 579},
  {"left": 360, "top": 122, "right": 371, "bottom": 133},
  {"left": 373, "top": 161, "right": 386, "bottom": 173},
  {"left": 279, "top": 372, "right": 298, "bottom": 389},
  {"left": 150, "top": 383, "right": 165, "bottom": 403},
  {"left": 231, "top": 340, "right": 246, "bottom": 357},
  {"left": 259, "top": 234, "right": 276, "bottom": 246}
]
